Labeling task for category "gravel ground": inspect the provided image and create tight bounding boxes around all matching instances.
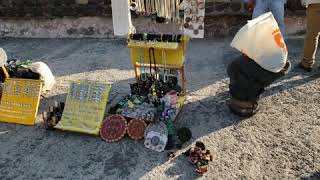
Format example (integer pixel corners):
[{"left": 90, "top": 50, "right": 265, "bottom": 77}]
[{"left": 0, "top": 37, "right": 319, "bottom": 180}]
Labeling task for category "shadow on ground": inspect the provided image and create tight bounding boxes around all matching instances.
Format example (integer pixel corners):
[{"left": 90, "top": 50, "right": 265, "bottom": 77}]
[{"left": 302, "top": 172, "right": 320, "bottom": 180}]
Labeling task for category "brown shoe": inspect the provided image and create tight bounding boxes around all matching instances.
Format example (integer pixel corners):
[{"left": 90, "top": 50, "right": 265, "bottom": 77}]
[
  {"left": 298, "top": 62, "right": 313, "bottom": 72},
  {"left": 228, "top": 98, "right": 259, "bottom": 118}
]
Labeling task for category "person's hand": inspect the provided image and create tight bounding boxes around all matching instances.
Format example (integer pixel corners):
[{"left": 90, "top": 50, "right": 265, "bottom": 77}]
[{"left": 246, "top": 0, "right": 256, "bottom": 12}]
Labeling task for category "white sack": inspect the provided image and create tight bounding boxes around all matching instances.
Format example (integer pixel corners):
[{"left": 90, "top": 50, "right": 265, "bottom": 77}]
[{"left": 230, "top": 12, "right": 288, "bottom": 73}]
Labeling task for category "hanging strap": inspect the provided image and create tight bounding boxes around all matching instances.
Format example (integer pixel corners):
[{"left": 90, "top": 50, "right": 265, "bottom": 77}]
[
  {"left": 138, "top": 48, "right": 147, "bottom": 81},
  {"left": 149, "top": 48, "right": 157, "bottom": 79},
  {"left": 162, "top": 50, "right": 168, "bottom": 82}
]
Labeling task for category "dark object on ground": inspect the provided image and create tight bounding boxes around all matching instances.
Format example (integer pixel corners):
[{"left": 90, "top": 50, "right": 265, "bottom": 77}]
[
  {"left": 165, "top": 134, "right": 176, "bottom": 150},
  {"left": 297, "top": 62, "right": 313, "bottom": 72},
  {"left": 43, "top": 102, "right": 65, "bottom": 130},
  {"left": 195, "top": 141, "right": 206, "bottom": 151},
  {"left": 177, "top": 127, "right": 192, "bottom": 143},
  {"left": 165, "top": 127, "right": 192, "bottom": 150}
]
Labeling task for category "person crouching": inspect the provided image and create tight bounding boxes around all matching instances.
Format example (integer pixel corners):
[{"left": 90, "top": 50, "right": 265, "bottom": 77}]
[{"left": 227, "top": 55, "right": 291, "bottom": 117}]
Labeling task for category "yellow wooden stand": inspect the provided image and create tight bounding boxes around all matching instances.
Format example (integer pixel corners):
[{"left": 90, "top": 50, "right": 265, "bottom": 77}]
[
  {"left": 127, "top": 35, "right": 189, "bottom": 96},
  {"left": 127, "top": 35, "right": 189, "bottom": 118}
]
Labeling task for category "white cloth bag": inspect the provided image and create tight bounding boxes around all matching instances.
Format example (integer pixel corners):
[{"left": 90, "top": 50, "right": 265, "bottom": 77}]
[
  {"left": 23, "top": 62, "right": 55, "bottom": 92},
  {"left": 230, "top": 12, "right": 288, "bottom": 73},
  {"left": 0, "top": 48, "right": 7, "bottom": 65}
]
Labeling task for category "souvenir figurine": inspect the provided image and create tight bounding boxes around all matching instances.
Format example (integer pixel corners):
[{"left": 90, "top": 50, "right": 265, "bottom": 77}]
[
  {"left": 191, "top": 15, "right": 198, "bottom": 23},
  {"left": 183, "top": 141, "right": 213, "bottom": 176},
  {"left": 194, "top": 29, "right": 199, "bottom": 35},
  {"left": 198, "top": 16, "right": 204, "bottom": 24},
  {"left": 185, "top": 7, "right": 191, "bottom": 16},
  {"left": 191, "top": 0, "right": 197, "bottom": 7},
  {"left": 185, "top": 17, "right": 191, "bottom": 23},
  {"left": 183, "top": 23, "right": 190, "bottom": 29},
  {"left": 191, "top": 7, "right": 198, "bottom": 15},
  {"left": 197, "top": 1, "right": 205, "bottom": 10},
  {"left": 188, "top": 24, "right": 194, "bottom": 30}
]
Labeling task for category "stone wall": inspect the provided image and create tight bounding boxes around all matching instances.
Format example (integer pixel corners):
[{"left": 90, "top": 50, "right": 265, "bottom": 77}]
[
  {"left": 0, "top": 0, "right": 304, "bottom": 18},
  {"left": 0, "top": 0, "right": 307, "bottom": 38},
  {"left": 0, "top": 0, "right": 112, "bottom": 17}
]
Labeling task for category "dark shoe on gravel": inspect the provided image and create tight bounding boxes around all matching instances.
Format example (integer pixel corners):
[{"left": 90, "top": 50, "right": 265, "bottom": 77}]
[{"left": 228, "top": 98, "right": 259, "bottom": 118}]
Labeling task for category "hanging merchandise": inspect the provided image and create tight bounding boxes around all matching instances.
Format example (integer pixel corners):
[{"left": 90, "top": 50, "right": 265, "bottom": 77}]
[
  {"left": 162, "top": 90, "right": 178, "bottom": 108},
  {"left": 144, "top": 121, "right": 168, "bottom": 152},
  {"left": 129, "top": 33, "right": 183, "bottom": 43},
  {"left": 132, "top": 0, "right": 181, "bottom": 21},
  {"left": 100, "top": 115, "right": 127, "bottom": 143},
  {"left": 182, "top": 0, "right": 206, "bottom": 38},
  {"left": 112, "top": 0, "right": 136, "bottom": 36},
  {"left": 127, "top": 118, "right": 147, "bottom": 140}
]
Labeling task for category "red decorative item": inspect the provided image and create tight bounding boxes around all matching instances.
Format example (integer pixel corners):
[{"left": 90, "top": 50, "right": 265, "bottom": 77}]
[
  {"left": 127, "top": 119, "right": 146, "bottom": 140},
  {"left": 100, "top": 115, "right": 127, "bottom": 143}
]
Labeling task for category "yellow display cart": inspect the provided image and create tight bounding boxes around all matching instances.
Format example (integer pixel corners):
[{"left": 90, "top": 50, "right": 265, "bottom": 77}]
[
  {"left": 127, "top": 34, "right": 189, "bottom": 119},
  {"left": 128, "top": 35, "right": 189, "bottom": 96}
]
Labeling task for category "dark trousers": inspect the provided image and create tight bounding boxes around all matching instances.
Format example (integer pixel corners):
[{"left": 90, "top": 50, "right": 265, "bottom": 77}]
[{"left": 227, "top": 56, "right": 284, "bottom": 102}]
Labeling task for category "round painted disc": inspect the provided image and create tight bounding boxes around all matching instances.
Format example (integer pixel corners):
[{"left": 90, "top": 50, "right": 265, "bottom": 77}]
[
  {"left": 127, "top": 119, "right": 146, "bottom": 140},
  {"left": 100, "top": 115, "right": 127, "bottom": 143}
]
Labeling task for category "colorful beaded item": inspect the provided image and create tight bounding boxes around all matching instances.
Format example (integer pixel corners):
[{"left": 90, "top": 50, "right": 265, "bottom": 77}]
[
  {"left": 127, "top": 118, "right": 147, "bottom": 140},
  {"left": 100, "top": 115, "right": 127, "bottom": 143}
]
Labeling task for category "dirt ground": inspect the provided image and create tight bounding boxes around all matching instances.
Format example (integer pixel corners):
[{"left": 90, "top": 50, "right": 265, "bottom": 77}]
[{"left": 0, "top": 37, "right": 319, "bottom": 180}]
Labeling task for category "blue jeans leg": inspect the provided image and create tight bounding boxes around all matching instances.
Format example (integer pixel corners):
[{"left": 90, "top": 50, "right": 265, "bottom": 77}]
[
  {"left": 270, "top": 1, "right": 285, "bottom": 35},
  {"left": 253, "top": 0, "right": 268, "bottom": 19},
  {"left": 252, "top": 0, "right": 285, "bottom": 36}
]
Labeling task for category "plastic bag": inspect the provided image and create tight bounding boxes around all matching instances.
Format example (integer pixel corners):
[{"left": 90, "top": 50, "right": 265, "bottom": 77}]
[
  {"left": 23, "top": 62, "right": 55, "bottom": 92},
  {"left": 0, "top": 48, "right": 7, "bottom": 65},
  {"left": 230, "top": 12, "right": 288, "bottom": 73}
]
